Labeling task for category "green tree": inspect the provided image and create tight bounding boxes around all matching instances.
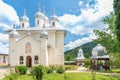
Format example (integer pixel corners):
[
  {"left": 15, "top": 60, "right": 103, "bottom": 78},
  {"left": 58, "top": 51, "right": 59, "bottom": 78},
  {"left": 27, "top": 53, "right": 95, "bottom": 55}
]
[
  {"left": 93, "top": 0, "right": 120, "bottom": 68},
  {"left": 103, "top": 12, "right": 116, "bottom": 31},
  {"left": 114, "top": 0, "right": 120, "bottom": 42},
  {"left": 93, "top": 29, "right": 117, "bottom": 53},
  {"left": 93, "top": 12, "right": 120, "bottom": 53},
  {"left": 110, "top": 53, "right": 120, "bottom": 68}
]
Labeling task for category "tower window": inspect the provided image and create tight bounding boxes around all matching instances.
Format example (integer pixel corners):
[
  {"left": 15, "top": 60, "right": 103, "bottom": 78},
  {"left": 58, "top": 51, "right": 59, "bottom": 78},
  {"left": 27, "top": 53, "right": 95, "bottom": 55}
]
[
  {"left": 22, "top": 23, "right": 24, "bottom": 28},
  {"left": 3, "top": 56, "right": 6, "bottom": 63},
  {"left": 34, "top": 56, "right": 38, "bottom": 64},
  {"left": 25, "top": 42, "right": 31, "bottom": 53},
  {"left": 20, "top": 56, "right": 24, "bottom": 64},
  {"left": 37, "top": 20, "right": 39, "bottom": 25},
  {"left": 53, "top": 22, "right": 55, "bottom": 27}
]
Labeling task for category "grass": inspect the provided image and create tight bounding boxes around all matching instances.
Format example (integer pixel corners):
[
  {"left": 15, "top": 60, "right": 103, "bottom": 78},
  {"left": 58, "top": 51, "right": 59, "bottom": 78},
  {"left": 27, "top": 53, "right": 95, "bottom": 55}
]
[
  {"left": 65, "top": 65, "right": 78, "bottom": 70},
  {"left": 63, "top": 72, "right": 117, "bottom": 80},
  {"left": 111, "top": 69, "right": 120, "bottom": 73},
  {"left": 3, "top": 72, "right": 119, "bottom": 80},
  {"left": 3, "top": 75, "right": 33, "bottom": 80}
]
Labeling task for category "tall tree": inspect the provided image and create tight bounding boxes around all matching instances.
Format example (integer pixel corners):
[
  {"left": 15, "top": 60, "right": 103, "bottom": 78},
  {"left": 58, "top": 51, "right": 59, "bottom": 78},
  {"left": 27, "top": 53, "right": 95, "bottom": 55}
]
[
  {"left": 94, "top": 12, "right": 118, "bottom": 53},
  {"left": 103, "top": 12, "right": 116, "bottom": 32},
  {"left": 114, "top": 0, "right": 120, "bottom": 41}
]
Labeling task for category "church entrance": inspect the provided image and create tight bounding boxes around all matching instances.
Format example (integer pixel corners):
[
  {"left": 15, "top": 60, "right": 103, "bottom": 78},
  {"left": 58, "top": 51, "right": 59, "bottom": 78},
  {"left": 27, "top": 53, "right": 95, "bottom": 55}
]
[{"left": 26, "top": 56, "right": 32, "bottom": 67}]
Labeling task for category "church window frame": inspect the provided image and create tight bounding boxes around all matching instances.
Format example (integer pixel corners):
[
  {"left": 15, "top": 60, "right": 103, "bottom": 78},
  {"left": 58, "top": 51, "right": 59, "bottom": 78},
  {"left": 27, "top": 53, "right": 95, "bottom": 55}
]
[
  {"left": 34, "top": 56, "right": 39, "bottom": 64},
  {"left": 53, "top": 22, "right": 55, "bottom": 27},
  {"left": 3, "top": 55, "right": 6, "bottom": 63},
  {"left": 19, "top": 56, "right": 24, "bottom": 64},
  {"left": 25, "top": 42, "right": 31, "bottom": 53},
  {"left": 22, "top": 23, "right": 24, "bottom": 28},
  {"left": 37, "top": 20, "right": 39, "bottom": 25}
]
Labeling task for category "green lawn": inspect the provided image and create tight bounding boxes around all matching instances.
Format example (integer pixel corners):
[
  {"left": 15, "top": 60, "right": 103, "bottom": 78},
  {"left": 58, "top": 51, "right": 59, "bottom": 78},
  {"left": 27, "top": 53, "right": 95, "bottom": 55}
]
[
  {"left": 111, "top": 69, "right": 120, "bottom": 73},
  {"left": 3, "top": 72, "right": 120, "bottom": 80}
]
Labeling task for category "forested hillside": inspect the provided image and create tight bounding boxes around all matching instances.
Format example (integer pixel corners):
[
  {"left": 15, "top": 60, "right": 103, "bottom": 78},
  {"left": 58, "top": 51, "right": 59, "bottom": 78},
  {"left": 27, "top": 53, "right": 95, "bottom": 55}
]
[{"left": 64, "top": 42, "right": 97, "bottom": 61}]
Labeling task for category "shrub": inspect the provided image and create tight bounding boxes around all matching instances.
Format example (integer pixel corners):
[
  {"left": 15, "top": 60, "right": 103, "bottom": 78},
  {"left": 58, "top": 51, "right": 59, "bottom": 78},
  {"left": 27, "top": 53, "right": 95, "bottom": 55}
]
[
  {"left": 31, "top": 65, "right": 45, "bottom": 80},
  {"left": 84, "top": 59, "right": 90, "bottom": 68},
  {"left": 5, "top": 68, "right": 20, "bottom": 80},
  {"left": 15, "top": 66, "right": 27, "bottom": 75},
  {"left": 45, "top": 65, "right": 57, "bottom": 74},
  {"left": 65, "top": 65, "right": 78, "bottom": 70},
  {"left": 45, "top": 67, "right": 54, "bottom": 74},
  {"left": 56, "top": 66, "right": 65, "bottom": 74}
]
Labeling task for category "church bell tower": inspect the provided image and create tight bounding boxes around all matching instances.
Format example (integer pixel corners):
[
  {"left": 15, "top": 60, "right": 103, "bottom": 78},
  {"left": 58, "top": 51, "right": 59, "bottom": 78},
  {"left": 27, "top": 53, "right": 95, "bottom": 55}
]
[{"left": 20, "top": 9, "right": 30, "bottom": 29}]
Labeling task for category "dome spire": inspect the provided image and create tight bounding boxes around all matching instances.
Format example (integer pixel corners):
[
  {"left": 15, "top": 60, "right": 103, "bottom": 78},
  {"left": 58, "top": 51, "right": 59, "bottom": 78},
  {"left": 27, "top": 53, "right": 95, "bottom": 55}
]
[
  {"left": 38, "top": 3, "right": 41, "bottom": 12},
  {"left": 50, "top": 9, "right": 59, "bottom": 27},
  {"left": 43, "top": 7, "right": 45, "bottom": 14},
  {"left": 24, "top": 9, "right": 26, "bottom": 16},
  {"left": 53, "top": 9, "right": 56, "bottom": 16},
  {"left": 20, "top": 9, "right": 29, "bottom": 29}
]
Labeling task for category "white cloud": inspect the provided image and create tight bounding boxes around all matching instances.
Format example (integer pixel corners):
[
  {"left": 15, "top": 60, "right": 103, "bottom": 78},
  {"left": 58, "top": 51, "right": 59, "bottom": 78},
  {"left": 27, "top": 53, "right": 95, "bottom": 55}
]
[
  {"left": 59, "top": 0, "right": 113, "bottom": 35},
  {"left": 64, "top": 33, "right": 97, "bottom": 51},
  {"left": 61, "top": 0, "right": 113, "bottom": 50},
  {"left": 0, "top": 0, "right": 19, "bottom": 53},
  {"left": 79, "top": 1, "right": 83, "bottom": 6},
  {"left": 0, "top": 33, "right": 8, "bottom": 43},
  {"left": 64, "top": 35, "right": 92, "bottom": 51},
  {"left": 0, "top": 42, "right": 8, "bottom": 54},
  {"left": 59, "top": 14, "right": 81, "bottom": 26},
  {"left": 0, "top": 0, "right": 19, "bottom": 30}
]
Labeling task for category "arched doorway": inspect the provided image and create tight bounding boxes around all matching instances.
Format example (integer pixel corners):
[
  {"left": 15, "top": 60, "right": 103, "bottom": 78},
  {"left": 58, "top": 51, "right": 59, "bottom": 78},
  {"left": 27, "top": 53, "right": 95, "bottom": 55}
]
[{"left": 26, "top": 56, "right": 32, "bottom": 67}]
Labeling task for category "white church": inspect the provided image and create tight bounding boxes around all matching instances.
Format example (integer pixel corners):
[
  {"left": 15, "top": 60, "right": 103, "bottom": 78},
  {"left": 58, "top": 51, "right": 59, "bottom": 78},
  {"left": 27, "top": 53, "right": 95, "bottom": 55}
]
[{"left": 7, "top": 7, "right": 65, "bottom": 67}]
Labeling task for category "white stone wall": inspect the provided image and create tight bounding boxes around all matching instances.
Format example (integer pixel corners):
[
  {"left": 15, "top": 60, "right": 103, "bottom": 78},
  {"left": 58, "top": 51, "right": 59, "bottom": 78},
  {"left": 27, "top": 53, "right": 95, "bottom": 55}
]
[
  {"left": 9, "top": 29, "right": 65, "bottom": 67},
  {"left": 16, "top": 36, "right": 41, "bottom": 66},
  {"left": 55, "top": 31, "right": 64, "bottom": 65}
]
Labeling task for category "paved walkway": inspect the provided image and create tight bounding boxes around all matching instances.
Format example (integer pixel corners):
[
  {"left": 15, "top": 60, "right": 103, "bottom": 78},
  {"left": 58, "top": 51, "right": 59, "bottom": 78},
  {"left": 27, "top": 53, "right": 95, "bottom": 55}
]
[
  {"left": 66, "top": 66, "right": 90, "bottom": 73},
  {"left": 0, "top": 67, "right": 9, "bottom": 80}
]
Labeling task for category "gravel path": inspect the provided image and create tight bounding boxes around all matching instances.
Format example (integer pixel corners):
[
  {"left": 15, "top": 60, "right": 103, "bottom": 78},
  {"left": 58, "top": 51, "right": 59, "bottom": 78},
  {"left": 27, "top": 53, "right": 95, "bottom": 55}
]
[{"left": 0, "top": 68, "right": 9, "bottom": 80}]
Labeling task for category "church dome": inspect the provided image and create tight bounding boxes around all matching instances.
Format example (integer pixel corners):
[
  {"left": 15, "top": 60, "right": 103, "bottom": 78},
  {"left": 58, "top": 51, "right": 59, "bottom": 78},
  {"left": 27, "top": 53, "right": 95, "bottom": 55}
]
[
  {"left": 92, "top": 44, "right": 107, "bottom": 57},
  {"left": 20, "top": 9, "right": 29, "bottom": 21},
  {"left": 51, "top": 15, "right": 59, "bottom": 21},
  {"left": 21, "top": 15, "right": 29, "bottom": 21},
  {"left": 9, "top": 27, "right": 19, "bottom": 38},
  {"left": 50, "top": 11, "right": 59, "bottom": 21},
  {"left": 35, "top": 11, "right": 44, "bottom": 18},
  {"left": 40, "top": 29, "right": 48, "bottom": 39},
  {"left": 35, "top": 6, "right": 44, "bottom": 18}
]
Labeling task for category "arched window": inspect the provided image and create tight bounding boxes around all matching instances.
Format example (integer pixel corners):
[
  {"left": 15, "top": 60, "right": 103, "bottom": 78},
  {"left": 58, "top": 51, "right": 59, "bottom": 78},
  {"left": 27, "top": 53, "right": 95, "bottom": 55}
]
[
  {"left": 53, "top": 22, "right": 55, "bottom": 27},
  {"left": 34, "top": 56, "right": 38, "bottom": 64},
  {"left": 20, "top": 56, "right": 24, "bottom": 64},
  {"left": 25, "top": 42, "right": 31, "bottom": 53},
  {"left": 3, "top": 55, "right": 6, "bottom": 63},
  {"left": 37, "top": 20, "right": 39, "bottom": 25},
  {"left": 22, "top": 23, "right": 24, "bottom": 28}
]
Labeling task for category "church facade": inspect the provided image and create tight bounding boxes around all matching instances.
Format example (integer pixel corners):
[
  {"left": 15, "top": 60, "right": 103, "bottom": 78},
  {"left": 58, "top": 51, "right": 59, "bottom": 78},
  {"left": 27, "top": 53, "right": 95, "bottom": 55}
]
[{"left": 8, "top": 7, "right": 65, "bottom": 67}]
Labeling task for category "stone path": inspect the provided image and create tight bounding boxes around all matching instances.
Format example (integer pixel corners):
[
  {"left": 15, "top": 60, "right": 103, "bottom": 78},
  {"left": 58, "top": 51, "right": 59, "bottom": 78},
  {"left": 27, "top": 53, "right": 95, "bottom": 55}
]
[
  {"left": 0, "top": 67, "right": 9, "bottom": 80},
  {"left": 66, "top": 66, "right": 89, "bottom": 73},
  {"left": 77, "top": 66, "right": 89, "bottom": 71}
]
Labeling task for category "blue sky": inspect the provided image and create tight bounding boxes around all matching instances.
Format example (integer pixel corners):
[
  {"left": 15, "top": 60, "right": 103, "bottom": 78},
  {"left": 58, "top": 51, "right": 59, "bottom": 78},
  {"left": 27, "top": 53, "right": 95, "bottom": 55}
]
[{"left": 0, "top": 0, "right": 113, "bottom": 53}]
